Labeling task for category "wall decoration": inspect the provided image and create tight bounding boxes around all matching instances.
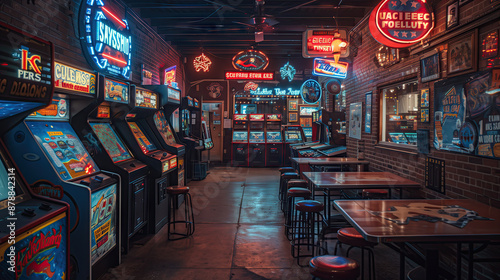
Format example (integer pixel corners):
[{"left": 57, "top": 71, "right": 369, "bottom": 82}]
[
  {"left": 420, "top": 52, "right": 440, "bottom": 82},
  {"left": 481, "top": 30, "right": 498, "bottom": 59},
  {"left": 448, "top": 31, "right": 477, "bottom": 76},
  {"left": 79, "top": 0, "right": 132, "bottom": 80},
  {"left": 326, "top": 79, "right": 341, "bottom": 95},
  {"left": 141, "top": 64, "right": 152, "bottom": 85},
  {"left": 225, "top": 71, "right": 274, "bottom": 80},
  {"left": 207, "top": 82, "right": 223, "bottom": 99},
  {"left": 312, "top": 58, "right": 348, "bottom": 79},
  {"left": 302, "top": 28, "right": 349, "bottom": 58},
  {"left": 193, "top": 53, "right": 212, "bottom": 72},
  {"left": 374, "top": 46, "right": 400, "bottom": 68},
  {"left": 421, "top": 88, "right": 430, "bottom": 107},
  {"left": 280, "top": 62, "right": 296, "bottom": 82},
  {"left": 446, "top": 2, "right": 459, "bottom": 30},
  {"left": 369, "top": 0, "right": 434, "bottom": 48},
  {"left": 349, "top": 102, "right": 362, "bottom": 140},
  {"left": 365, "top": 92, "right": 372, "bottom": 134},
  {"left": 421, "top": 108, "right": 429, "bottom": 123},
  {"left": 289, "top": 100, "right": 298, "bottom": 111},
  {"left": 232, "top": 49, "right": 269, "bottom": 71},
  {"left": 300, "top": 79, "right": 322, "bottom": 104},
  {"left": 288, "top": 112, "right": 298, "bottom": 122},
  {"left": 163, "top": 65, "right": 176, "bottom": 86},
  {"left": 244, "top": 82, "right": 259, "bottom": 92}
]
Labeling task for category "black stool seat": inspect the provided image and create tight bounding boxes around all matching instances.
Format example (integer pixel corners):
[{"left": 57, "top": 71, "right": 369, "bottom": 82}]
[
  {"left": 287, "top": 187, "right": 311, "bottom": 198},
  {"left": 287, "top": 179, "right": 308, "bottom": 188},
  {"left": 295, "top": 200, "right": 324, "bottom": 213},
  {"left": 282, "top": 172, "right": 299, "bottom": 180},
  {"left": 309, "top": 255, "right": 360, "bottom": 280},
  {"left": 279, "top": 167, "right": 295, "bottom": 173},
  {"left": 167, "top": 186, "right": 189, "bottom": 195},
  {"left": 337, "top": 228, "right": 377, "bottom": 248}
]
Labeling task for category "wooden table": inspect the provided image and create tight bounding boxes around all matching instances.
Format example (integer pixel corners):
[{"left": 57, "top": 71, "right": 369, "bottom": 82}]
[
  {"left": 334, "top": 199, "right": 500, "bottom": 280},
  {"left": 291, "top": 157, "right": 369, "bottom": 173}
]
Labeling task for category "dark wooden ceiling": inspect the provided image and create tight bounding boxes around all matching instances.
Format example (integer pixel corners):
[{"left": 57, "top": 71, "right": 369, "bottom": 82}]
[{"left": 123, "top": 0, "right": 377, "bottom": 57}]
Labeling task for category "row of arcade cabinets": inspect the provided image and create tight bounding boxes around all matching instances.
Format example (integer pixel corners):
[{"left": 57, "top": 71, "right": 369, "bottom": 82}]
[
  {"left": 0, "top": 25, "right": 70, "bottom": 280},
  {"left": 232, "top": 114, "right": 283, "bottom": 167}
]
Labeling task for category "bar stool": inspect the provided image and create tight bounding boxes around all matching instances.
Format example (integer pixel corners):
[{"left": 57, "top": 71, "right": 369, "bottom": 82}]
[
  {"left": 362, "top": 189, "right": 389, "bottom": 199},
  {"left": 280, "top": 172, "right": 300, "bottom": 207},
  {"left": 166, "top": 186, "right": 195, "bottom": 240},
  {"left": 309, "top": 255, "right": 360, "bottom": 280},
  {"left": 291, "top": 200, "right": 326, "bottom": 266},
  {"left": 335, "top": 227, "right": 378, "bottom": 280},
  {"left": 282, "top": 179, "right": 308, "bottom": 213},
  {"left": 284, "top": 187, "right": 311, "bottom": 240},
  {"left": 279, "top": 167, "right": 296, "bottom": 198}
]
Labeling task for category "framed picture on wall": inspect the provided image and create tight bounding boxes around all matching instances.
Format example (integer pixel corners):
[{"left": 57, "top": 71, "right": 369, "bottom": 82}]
[
  {"left": 421, "top": 88, "right": 430, "bottom": 107},
  {"left": 421, "top": 52, "right": 440, "bottom": 82},
  {"left": 364, "top": 92, "right": 372, "bottom": 134},
  {"left": 447, "top": 2, "right": 459, "bottom": 30},
  {"left": 288, "top": 112, "right": 298, "bottom": 122},
  {"left": 349, "top": 102, "right": 362, "bottom": 140},
  {"left": 288, "top": 100, "right": 298, "bottom": 111},
  {"left": 448, "top": 30, "right": 477, "bottom": 76},
  {"left": 481, "top": 30, "right": 498, "bottom": 59}
]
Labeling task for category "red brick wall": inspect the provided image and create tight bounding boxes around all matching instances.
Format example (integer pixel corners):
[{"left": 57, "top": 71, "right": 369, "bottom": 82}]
[{"left": 0, "top": 0, "right": 184, "bottom": 92}]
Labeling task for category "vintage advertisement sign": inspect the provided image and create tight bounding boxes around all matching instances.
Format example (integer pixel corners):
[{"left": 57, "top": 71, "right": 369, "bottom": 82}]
[
  {"left": 369, "top": 0, "right": 434, "bottom": 48},
  {"left": 0, "top": 22, "right": 53, "bottom": 103},
  {"left": 232, "top": 50, "right": 269, "bottom": 71},
  {"left": 80, "top": 0, "right": 132, "bottom": 80},
  {"left": 313, "top": 58, "right": 349, "bottom": 79},
  {"left": 163, "top": 66, "right": 176, "bottom": 86},
  {"left": 302, "top": 29, "right": 349, "bottom": 58},
  {"left": 54, "top": 62, "right": 96, "bottom": 95}
]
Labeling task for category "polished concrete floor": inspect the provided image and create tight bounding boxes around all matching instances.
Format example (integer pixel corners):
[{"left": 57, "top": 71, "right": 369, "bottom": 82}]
[{"left": 99, "top": 167, "right": 411, "bottom": 280}]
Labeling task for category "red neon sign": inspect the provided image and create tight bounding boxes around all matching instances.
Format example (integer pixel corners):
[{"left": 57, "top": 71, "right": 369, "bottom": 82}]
[
  {"left": 369, "top": 0, "right": 434, "bottom": 48},
  {"left": 225, "top": 72, "right": 274, "bottom": 80},
  {"left": 101, "top": 53, "right": 127, "bottom": 66},
  {"left": 101, "top": 7, "right": 127, "bottom": 29}
]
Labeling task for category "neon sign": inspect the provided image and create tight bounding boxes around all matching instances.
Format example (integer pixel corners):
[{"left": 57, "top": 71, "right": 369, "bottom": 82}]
[
  {"left": 313, "top": 58, "right": 349, "bottom": 79},
  {"left": 302, "top": 29, "right": 349, "bottom": 58},
  {"left": 369, "top": 0, "right": 434, "bottom": 48},
  {"left": 249, "top": 88, "right": 300, "bottom": 96},
  {"left": 232, "top": 50, "right": 269, "bottom": 71},
  {"left": 80, "top": 0, "right": 132, "bottom": 80},
  {"left": 193, "top": 53, "right": 212, "bottom": 72},
  {"left": 164, "top": 65, "right": 176, "bottom": 85},
  {"left": 280, "top": 62, "right": 296, "bottom": 82},
  {"left": 300, "top": 79, "right": 322, "bottom": 104},
  {"left": 54, "top": 62, "right": 96, "bottom": 94},
  {"left": 225, "top": 71, "right": 274, "bottom": 80}
]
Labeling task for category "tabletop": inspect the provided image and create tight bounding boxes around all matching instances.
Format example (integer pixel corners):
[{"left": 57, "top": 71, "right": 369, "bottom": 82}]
[
  {"left": 291, "top": 157, "right": 370, "bottom": 165},
  {"left": 334, "top": 199, "right": 500, "bottom": 243},
  {"left": 302, "top": 172, "right": 420, "bottom": 189}
]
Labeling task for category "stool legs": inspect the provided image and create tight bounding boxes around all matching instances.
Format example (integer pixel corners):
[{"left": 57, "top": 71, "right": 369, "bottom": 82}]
[
  {"left": 291, "top": 209, "right": 324, "bottom": 266},
  {"left": 168, "top": 192, "right": 195, "bottom": 240},
  {"left": 335, "top": 241, "right": 376, "bottom": 280}
]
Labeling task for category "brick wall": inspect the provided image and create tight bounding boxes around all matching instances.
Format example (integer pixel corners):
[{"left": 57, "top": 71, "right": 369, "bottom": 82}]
[{"left": 0, "top": 0, "right": 184, "bottom": 92}]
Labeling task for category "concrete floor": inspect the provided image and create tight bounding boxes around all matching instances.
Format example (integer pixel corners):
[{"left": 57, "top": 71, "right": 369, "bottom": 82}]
[{"left": 99, "top": 167, "right": 413, "bottom": 280}]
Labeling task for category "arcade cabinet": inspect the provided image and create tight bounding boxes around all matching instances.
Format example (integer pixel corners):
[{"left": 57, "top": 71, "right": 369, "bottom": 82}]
[
  {"left": 6, "top": 83, "right": 121, "bottom": 279},
  {"left": 0, "top": 24, "right": 70, "bottom": 279},
  {"left": 114, "top": 85, "right": 177, "bottom": 234},
  {"left": 319, "top": 110, "right": 347, "bottom": 157},
  {"left": 265, "top": 114, "right": 283, "bottom": 167},
  {"left": 178, "top": 96, "right": 203, "bottom": 183},
  {"left": 232, "top": 114, "right": 249, "bottom": 166},
  {"left": 248, "top": 114, "right": 266, "bottom": 167},
  {"left": 282, "top": 125, "right": 306, "bottom": 165},
  {"left": 71, "top": 75, "right": 149, "bottom": 254}
]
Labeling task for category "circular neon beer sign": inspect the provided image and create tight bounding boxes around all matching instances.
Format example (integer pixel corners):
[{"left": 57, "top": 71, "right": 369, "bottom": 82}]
[
  {"left": 300, "top": 79, "right": 322, "bottom": 104},
  {"left": 232, "top": 50, "right": 269, "bottom": 71},
  {"left": 369, "top": 0, "right": 434, "bottom": 48}
]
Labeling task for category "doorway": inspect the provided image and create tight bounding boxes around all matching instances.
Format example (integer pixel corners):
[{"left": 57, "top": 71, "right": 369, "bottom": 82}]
[{"left": 202, "top": 101, "right": 223, "bottom": 163}]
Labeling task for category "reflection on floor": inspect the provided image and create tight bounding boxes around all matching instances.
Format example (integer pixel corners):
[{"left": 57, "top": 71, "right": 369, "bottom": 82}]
[{"left": 99, "top": 167, "right": 412, "bottom": 280}]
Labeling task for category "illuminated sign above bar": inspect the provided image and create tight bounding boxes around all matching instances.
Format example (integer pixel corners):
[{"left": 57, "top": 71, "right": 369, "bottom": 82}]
[
  {"left": 369, "top": 0, "right": 434, "bottom": 48},
  {"left": 80, "top": 0, "right": 132, "bottom": 80},
  {"left": 249, "top": 88, "right": 300, "bottom": 96},
  {"left": 54, "top": 62, "right": 96, "bottom": 95},
  {"left": 313, "top": 58, "right": 349, "bottom": 79},
  {"left": 225, "top": 72, "right": 274, "bottom": 80},
  {"left": 303, "top": 29, "right": 349, "bottom": 58}
]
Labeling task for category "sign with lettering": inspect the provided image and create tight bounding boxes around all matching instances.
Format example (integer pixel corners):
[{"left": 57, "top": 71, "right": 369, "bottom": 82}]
[
  {"left": 232, "top": 50, "right": 269, "bottom": 71},
  {"left": 369, "top": 0, "right": 434, "bottom": 48},
  {"left": 55, "top": 62, "right": 96, "bottom": 95},
  {"left": 249, "top": 88, "right": 300, "bottom": 96},
  {"left": 135, "top": 88, "right": 158, "bottom": 109},
  {"left": 225, "top": 71, "right": 274, "bottom": 80},
  {"left": 163, "top": 65, "right": 176, "bottom": 86},
  {"left": 302, "top": 29, "right": 349, "bottom": 58},
  {"left": 80, "top": 0, "right": 132, "bottom": 80},
  {"left": 313, "top": 58, "right": 349, "bottom": 79},
  {"left": 104, "top": 78, "right": 129, "bottom": 104},
  {"left": 0, "top": 22, "right": 53, "bottom": 103}
]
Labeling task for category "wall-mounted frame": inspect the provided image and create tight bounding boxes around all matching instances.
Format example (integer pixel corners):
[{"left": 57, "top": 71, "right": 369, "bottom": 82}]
[
  {"left": 421, "top": 52, "right": 440, "bottom": 82},
  {"left": 420, "top": 88, "right": 429, "bottom": 108},
  {"left": 349, "top": 102, "right": 362, "bottom": 140},
  {"left": 364, "top": 92, "right": 372, "bottom": 134},
  {"left": 480, "top": 30, "right": 498, "bottom": 60},
  {"left": 288, "top": 100, "right": 298, "bottom": 111},
  {"left": 288, "top": 112, "right": 298, "bottom": 122},
  {"left": 448, "top": 30, "right": 477, "bottom": 76},
  {"left": 446, "top": 2, "right": 459, "bottom": 30}
]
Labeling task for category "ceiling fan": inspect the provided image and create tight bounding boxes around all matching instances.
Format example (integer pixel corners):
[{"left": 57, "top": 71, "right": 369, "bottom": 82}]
[{"left": 232, "top": 0, "right": 279, "bottom": 42}]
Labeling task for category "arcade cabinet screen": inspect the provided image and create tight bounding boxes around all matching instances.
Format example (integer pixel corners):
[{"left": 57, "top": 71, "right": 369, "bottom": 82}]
[
  {"left": 285, "top": 131, "right": 302, "bottom": 142},
  {"left": 249, "top": 131, "right": 265, "bottom": 143},
  {"left": 128, "top": 122, "right": 157, "bottom": 153},
  {"left": 405, "top": 133, "right": 418, "bottom": 145},
  {"left": 154, "top": 111, "right": 179, "bottom": 147},
  {"left": 135, "top": 89, "right": 157, "bottom": 109},
  {"left": 90, "top": 123, "right": 133, "bottom": 162},
  {"left": 250, "top": 114, "right": 265, "bottom": 121},
  {"left": 0, "top": 101, "right": 41, "bottom": 120},
  {"left": 267, "top": 114, "right": 280, "bottom": 121},
  {"left": 266, "top": 131, "right": 282, "bottom": 143},
  {"left": 28, "top": 98, "right": 69, "bottom": 121},
  {"left": 232, "top": 131, "right": 248, "bottom": 142},
  {"left": 234, "top": 114, "right": 247, "bottom": 121},
  {"left": 26, "top": 121, "right": 100, "bottom": 180},
  {"left": 389, "top": 132, "right": 408, "bottom": 144},
  {"left": 105, "top": 79, "right": 129, "bottom": 104},
  {"left": 302, "top": 127, "right": 313, "bottom": 139}
]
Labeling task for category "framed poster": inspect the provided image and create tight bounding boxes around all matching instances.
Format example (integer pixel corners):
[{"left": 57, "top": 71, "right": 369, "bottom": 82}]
[
  {"left": 364, "top": 92, "right": 372, "bottom": 134},
  {"left": 446, "top": 2, "right": 459, "bottom": 30},
  {"left": 481, "top": 30, "right": 498, "bottom": 60},
  {"left": 421, "top": 53, "right": 440, "bottom": 82},
  {"left": 448, "top": 31, "right": 477, "bottom": 76},
  {"left": 421, "top": 88, "right": 430, "bottom": 107},
  {"left": 288, "top": 100, "right": 298, "bottom": 111},
  {"left": 289, "top": 112, "right": 298, "bottom": 122},
  {"left": 349, "top": 102, "right": 362, "bottom": 140},
  {"left": 421, "top": 108, "right": 430, "bottom": 123}
]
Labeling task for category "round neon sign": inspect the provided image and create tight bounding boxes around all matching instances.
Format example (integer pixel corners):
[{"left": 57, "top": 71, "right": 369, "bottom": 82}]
[
  {"left": 232, "top": 50, "right": 269, "bottom": 71},
  {"left": 300, "top": 79, "right": 322, "bottom": 104},
  {"left": 369, "top": 0, "right": 434, "bottom": 48}
]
